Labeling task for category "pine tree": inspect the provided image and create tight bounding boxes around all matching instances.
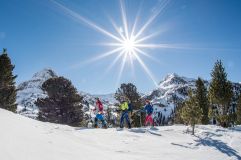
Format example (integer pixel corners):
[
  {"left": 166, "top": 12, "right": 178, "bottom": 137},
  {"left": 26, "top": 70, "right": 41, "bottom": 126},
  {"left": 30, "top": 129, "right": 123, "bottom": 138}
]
[
  {"left": 174, "top": 102, "right": 185, "bottom": 124},
  {"left": 181, "top": 90, "right": 202, "bottom": 135},
  {"left": 35, "top": 77, "right": 83, "bottom": 126},
  {"left": 115, "top": 83, "right": 143, "bottom": 127},
  {"left": 0, "top": 48, "right": 17, "bottom": 112},
  {"left": 115, "top": 83, "right": 142, "bottom": 110},
  {"left": 208, "top": 60, "right": 233, "bottom": 127},
  {"left": 196, "top": 77, "right": 209, "bottom": 124},
  {"left": 236, "top": 93, "right": 241, "bottom": 125}
]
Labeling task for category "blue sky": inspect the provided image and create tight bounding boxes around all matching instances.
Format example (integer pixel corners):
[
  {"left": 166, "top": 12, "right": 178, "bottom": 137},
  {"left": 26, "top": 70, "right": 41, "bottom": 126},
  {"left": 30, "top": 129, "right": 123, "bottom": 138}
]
[{"left": 1, "top": 0, "right": 241, "bottom": 94}]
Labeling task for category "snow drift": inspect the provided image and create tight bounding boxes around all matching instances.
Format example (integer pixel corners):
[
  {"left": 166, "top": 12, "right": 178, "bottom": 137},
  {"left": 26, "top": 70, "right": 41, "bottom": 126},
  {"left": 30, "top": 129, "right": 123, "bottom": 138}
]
[{"left": 0, "top": 108, "right": 240, "bottom": 160}]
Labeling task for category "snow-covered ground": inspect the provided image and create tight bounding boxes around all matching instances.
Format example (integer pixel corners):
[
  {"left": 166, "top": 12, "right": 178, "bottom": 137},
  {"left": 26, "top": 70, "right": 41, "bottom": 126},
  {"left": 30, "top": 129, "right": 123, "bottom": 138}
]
[{"left": 0, "top": 108, "right": 240, "bottom": 160}]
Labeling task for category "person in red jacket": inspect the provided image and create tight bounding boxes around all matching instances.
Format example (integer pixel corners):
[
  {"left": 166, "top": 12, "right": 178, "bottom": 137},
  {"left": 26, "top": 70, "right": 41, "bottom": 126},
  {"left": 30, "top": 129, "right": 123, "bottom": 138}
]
[
  {"left": 93, "top": 98, "right": 107, "bottom": 128},
  {"left": 95, "top": 98, "right": 103, "bottom": 113}
]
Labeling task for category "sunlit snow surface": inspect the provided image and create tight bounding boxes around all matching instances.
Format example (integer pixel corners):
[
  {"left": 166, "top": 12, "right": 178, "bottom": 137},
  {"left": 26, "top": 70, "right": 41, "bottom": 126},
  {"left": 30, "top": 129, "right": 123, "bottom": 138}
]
[{"left": 0, "top": 108, "right": 241, "bottom": 160}]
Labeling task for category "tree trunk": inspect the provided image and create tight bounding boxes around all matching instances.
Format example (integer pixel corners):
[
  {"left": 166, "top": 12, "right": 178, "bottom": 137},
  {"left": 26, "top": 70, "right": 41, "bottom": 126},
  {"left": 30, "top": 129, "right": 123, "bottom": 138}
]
[
  {"left": 192, "top": 124, "right": 195, "bottom": 135},
  {"left": 223, "top": 104, "right": 228, "bottom": 116},
  {"left": 140, "top": 113, "right": 142, "bottom": 127}
]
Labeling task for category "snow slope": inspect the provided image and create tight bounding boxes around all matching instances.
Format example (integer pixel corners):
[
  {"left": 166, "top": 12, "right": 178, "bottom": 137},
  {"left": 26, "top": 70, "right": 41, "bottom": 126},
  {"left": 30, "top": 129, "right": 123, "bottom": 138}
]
[{"left": 1, "top": 108, "right": 240, "bottom": 160}]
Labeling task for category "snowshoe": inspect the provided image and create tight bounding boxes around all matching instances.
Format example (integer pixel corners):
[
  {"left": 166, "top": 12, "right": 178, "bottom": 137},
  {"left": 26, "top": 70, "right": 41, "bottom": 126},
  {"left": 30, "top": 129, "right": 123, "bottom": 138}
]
[
  {"left": 94, "top": 124, "right": 98, "bottom": 128},
  {"left": 103, "top": 125, "right": 108, "bottom": 129},
  {"left": 149, "top": 126, "right": 159, "bottom": 131},
  {"left": 116, "top": 127, "right": 124, "bottom": 131},
  {"left": 146, "top": 129, "right": 162, "bottom": 136}
]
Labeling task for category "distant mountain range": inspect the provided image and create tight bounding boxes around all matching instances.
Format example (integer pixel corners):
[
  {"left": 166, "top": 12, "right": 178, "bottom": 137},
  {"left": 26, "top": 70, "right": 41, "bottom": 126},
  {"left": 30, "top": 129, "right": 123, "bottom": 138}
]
[
  {"left": 16, "top": 69, "right": 241, "bottom": 119},
  {"left": 16, "top": 69, "right": 117, "bottom": 118}
]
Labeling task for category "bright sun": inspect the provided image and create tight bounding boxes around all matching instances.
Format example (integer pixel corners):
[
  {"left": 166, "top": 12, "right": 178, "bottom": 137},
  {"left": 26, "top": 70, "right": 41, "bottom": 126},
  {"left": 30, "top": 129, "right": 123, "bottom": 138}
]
[
  {"left": 122, "top": 38, "right": 135, "bottom": 53},
  {"left": 51, "top": 0, "right": 171, "bottom": 87}
]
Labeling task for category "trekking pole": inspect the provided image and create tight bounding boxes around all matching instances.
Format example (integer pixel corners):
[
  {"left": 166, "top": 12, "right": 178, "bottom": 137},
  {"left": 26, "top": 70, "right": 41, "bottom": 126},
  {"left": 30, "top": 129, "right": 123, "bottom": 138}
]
[{"left": 140, "top": 112, "right": 142, "bottom": 127}]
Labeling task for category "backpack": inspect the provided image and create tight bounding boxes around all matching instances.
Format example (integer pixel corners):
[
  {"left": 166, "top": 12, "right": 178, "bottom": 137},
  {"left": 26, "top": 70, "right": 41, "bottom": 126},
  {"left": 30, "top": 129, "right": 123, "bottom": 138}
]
[
  {"left": 150, "top": 105, "right": 153, "bottom": 114},
  {"left": 96, "top": 100, "right": 103, "bottom": 112},
  {"left": 145, "top": 104, "right": 153, "bottom": 114},
  {"left": 128, "top": 103, "right": 133, "bottom": 112}
]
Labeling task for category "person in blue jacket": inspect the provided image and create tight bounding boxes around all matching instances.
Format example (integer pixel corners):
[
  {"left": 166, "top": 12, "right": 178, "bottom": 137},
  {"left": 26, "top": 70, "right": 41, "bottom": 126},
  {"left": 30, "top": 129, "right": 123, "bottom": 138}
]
[{"left": 143, "top": 100, "right": 154, "bottom": 126}]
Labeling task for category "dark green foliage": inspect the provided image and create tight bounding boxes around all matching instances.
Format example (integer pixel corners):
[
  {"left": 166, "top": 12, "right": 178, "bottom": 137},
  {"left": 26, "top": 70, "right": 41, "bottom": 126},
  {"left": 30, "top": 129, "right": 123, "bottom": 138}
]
[
  {"left": 36, "top": 77, "right": 83, "bottom": 126},
  {"left": 209, "top": 60, "right": 233, "bottom": 106},
  {"left": 115, "top": 83, "right": 142, "bottom": 110},
  {"left": 174, "top": 102, "right": 185, "bottom": 124},
  {"left": 115, "top": 83, "right": 143, "bottom": 127},
  {"left": 0, "top": 48, "right": 17, "bottom": 112},
  {"left": 208, "top": 60, "right": 233, "bottom": 127},
  {"left": 196, "top": 78, "right": 209, "bottom": 124},
  {"left": 181, "top": 90, "right": 202, "bottom": 135},
  {"left": 236, "top": 94, "right": 241, "bottom": 124},
  {"left": 131, "top": 111, "right": 145, "bottom": 127}
]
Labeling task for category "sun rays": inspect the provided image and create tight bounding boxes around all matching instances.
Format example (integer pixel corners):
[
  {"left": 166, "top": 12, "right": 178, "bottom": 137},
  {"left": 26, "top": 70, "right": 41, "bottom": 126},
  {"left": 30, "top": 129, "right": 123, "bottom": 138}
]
[{"left": 50, "top": 0, "right": 172, "bottom": 87}]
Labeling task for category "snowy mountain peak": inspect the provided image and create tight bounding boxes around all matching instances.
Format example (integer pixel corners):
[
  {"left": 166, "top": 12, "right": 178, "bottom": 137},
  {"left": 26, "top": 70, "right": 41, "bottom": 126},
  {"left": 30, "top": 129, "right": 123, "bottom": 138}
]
[
  {"left": 145, "top": 74, "right": 200, "bottom": 115},
  {"left": 163, "top": 73, "right": 180, "bottom": 80},
  {"left": 32, "top": 68, "right": 57, "bottom": 81},
  {"left": 17, "top": 68, "right": 58, "bottom": 118},
  {"left": 160, "top": 73, "right": 185, "bottom": 88},
  {"left": 159, "top": 73, "right": 196, "bottom": 88}
]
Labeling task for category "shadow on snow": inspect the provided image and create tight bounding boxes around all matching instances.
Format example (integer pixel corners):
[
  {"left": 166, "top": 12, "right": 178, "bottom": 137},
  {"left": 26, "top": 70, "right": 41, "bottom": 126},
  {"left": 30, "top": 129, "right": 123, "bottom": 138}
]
[
  {"left": 171, "top": 134, "right": 241, "bottom": 160},
  {"left": 194, "top": 136, "right": 241, "bottom": 159}
]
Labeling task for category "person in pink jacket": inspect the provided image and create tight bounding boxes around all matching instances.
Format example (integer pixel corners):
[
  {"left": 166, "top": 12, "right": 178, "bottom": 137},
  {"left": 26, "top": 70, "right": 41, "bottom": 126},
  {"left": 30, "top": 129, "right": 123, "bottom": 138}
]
[{"left": 93, "top": 98, "right": 107, "bottom": 128}]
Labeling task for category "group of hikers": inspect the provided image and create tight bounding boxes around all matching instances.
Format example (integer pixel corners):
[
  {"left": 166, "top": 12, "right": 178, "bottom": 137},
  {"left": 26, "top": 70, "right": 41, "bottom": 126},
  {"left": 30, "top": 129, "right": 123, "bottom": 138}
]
[{"left": 92, "top": 97, "right": 154, "bottom": 129}]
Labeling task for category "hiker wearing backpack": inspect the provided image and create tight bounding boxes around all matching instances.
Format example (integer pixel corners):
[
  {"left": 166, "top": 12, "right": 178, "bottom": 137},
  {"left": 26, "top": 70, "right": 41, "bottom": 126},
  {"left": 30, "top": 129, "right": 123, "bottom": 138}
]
[
  {"left": 93, "top": 98, "right": 107, "bottom": 129},
  {"left": 119, "top": 99, "right": 132, "bottom": 129},
  {"left": 144, "top": 100, "right": 154, "bottom": 126}
]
